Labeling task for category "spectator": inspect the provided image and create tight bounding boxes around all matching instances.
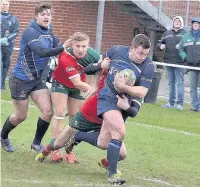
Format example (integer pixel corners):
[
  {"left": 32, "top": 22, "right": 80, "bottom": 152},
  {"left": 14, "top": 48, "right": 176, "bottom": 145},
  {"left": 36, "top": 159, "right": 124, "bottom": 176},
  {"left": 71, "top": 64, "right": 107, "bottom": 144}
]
[
  {"left": 0, "top": 0, "right": 19, "bottom": 91},
  {"left": 179, "top": 17, "right": 200, "bottom": 112},
  {"left": 159, "top": 16, "right": 186, "bottom": 110}
]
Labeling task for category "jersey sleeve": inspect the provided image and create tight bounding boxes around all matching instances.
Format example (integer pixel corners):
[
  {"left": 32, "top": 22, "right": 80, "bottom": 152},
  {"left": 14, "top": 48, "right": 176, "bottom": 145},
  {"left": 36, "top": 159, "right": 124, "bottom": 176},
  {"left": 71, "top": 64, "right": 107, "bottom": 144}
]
[
  {"left": 58, "top": 52, "right": 80, "bottom": 79},
  {"left": 22, "top": 27, "right": 41, "bottom": 47},
  {"left": 137, "top": 59, "right": 155, "bottom": 89},
  {"left": 52, "top": 34, "right": 61, "bottom": 48}
]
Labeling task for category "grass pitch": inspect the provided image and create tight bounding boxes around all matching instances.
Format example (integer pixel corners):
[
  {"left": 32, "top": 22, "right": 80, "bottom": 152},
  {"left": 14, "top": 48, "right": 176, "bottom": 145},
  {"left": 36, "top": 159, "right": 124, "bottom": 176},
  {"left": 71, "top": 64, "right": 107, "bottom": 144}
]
[{"left": 1, "top": 88, "right": 200, "bottom": 187}]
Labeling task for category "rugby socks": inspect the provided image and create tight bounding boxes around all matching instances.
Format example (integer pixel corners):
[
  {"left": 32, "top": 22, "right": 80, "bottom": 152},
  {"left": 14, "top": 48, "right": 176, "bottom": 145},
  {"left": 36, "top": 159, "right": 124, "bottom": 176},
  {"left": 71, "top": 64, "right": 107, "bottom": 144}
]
[
  {"left": 75, "top": 131, "right": 99, "bottom": 147},
  {"left": 41, "top": 138, "right": 56, "bottom": 156},
  {"left": 1, "top": 116, "right": 16, "bottom": 139},
  {"left": 33, "top": 117, "right": 50, "bottom": 145},
  {"left": 107, "top": 139, "right": 122, "bottom": 177}
]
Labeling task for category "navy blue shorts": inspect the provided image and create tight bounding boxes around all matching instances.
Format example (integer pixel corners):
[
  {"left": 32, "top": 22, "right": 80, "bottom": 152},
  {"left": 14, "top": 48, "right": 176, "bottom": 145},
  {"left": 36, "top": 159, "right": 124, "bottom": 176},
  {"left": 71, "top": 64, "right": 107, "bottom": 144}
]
[
  {"left": 9, "top": 74, "right": 47, "bottom": 100},
  {"left": 97, "top": 95, "right": 120, "bottom": 118}
]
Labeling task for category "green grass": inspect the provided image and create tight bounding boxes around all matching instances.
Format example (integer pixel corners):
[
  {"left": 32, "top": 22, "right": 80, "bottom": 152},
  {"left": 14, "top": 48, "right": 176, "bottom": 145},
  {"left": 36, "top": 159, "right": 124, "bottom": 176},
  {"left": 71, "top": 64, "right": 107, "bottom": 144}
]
[{"left": 1, "top": 86, "right": 200, "bottom": 187}]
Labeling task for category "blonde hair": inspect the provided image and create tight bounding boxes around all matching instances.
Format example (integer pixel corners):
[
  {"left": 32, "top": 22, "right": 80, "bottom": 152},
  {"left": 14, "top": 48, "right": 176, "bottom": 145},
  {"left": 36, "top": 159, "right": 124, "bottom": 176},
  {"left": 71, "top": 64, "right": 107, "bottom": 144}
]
[{"left": 71, "top": 32, "right": 90, "bottom": 42}]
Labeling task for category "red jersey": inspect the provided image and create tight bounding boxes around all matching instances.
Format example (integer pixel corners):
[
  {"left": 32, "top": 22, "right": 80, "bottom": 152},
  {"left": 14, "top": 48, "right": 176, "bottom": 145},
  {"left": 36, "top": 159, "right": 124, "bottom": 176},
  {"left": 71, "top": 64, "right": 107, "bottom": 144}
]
[
  {"left": 53, "top": 51, "right": 86, "bottom": 88},
  {"left": 80, "top": 70, "right": 108, "bottom": 124}
]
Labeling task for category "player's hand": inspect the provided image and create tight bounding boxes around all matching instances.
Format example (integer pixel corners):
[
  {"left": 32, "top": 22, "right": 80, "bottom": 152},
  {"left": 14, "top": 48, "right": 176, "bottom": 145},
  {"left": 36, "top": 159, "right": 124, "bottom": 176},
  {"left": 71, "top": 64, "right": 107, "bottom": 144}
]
[
  {"left": 114, "top": 73, "right": 126, "bottom": 93},
  {"left": 63, "top": 36, "right": 73, "bottom": 48},
  {"left": 101, "top": 57, "right": 111, "bottom": 69},
  {"left": 116, "top": 94, "right": 130, "bottom": 110},
  {"left": 81, "top": 85, "right": 97, "bottom": 99}
]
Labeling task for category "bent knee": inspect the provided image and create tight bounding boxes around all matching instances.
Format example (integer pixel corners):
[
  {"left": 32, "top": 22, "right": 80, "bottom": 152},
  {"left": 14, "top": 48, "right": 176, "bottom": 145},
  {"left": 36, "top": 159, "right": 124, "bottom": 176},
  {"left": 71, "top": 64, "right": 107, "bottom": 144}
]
[
  {"left": 54, "top": 140, "right": 63, "bottom": 149},
  {"left": 97, "top": 139, "right": 108, "bottom": 150},
  {"left": 112, "top": 130, "right": 125, "bottom": 141},
  {"left": 42, "top": 109, "right": 53, "bottom": 120},
  {"left": 15, "top": 114, "right": 27, "bottom": 123},
  {"left": 119, "top": 152, "right": 127, "bottom": 160}
]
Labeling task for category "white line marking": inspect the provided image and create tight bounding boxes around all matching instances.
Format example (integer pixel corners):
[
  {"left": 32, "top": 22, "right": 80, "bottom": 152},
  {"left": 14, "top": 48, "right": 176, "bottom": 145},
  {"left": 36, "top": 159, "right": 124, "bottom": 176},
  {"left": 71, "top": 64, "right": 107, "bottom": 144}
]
[
  {"left": 127, "top": 122, "right": 200, "bottom": 137},
  {"left": 1, "top": 99, "right": 36, "bottom": 108},
  {"left": 136, "top": 177, "right": 183, "bottom": 187},
  {"left": 4, "top": 178, "right": 183, "bottom": 187},
  {"left": 1, "top": 99, "right": 199, "bottom": 137}
]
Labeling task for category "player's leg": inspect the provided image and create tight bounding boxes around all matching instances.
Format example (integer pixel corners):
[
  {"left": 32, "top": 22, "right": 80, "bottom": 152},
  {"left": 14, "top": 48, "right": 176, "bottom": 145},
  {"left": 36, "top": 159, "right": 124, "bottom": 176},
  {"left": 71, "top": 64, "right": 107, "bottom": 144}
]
[
  {"left": 35, "top": 125, "right": 78, "bottom": 162},
  {"left": 67, "top": 95, "right": 84, "bottom": 121},
  {"left": 1, "top": 75, "right": 30, "bottom": 152},
  {"left": 50, "top": 79, "right": 69, "bottom": 161},
  {"left": 1, "top": 99, "right": 29, "bottom": 152},
  {"left": 30, "top": 85, "right": 53, "bottom": 153},
  {"left": 69, "top": 112, "right": 101, "bottom": 147},
  {"left": 102, "top": 110, "right": 126, "bottom": 185},
  {"left": 66, "top": 90, "right": 84, "bottom": 163},
  {"left": 97, "top": 121, "right": 127, "bottom": 171}
]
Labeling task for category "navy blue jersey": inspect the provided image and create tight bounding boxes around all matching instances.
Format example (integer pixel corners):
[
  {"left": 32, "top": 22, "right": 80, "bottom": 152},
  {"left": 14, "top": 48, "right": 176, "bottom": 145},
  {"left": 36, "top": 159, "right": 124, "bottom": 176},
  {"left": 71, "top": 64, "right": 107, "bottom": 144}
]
[
  {"left": 13, "top": 20, "right": 61, "bottom": 80},
  {"left": 101, "top": 45, "right": 154, "bottom": 97},
  {"left": 0, "top": 12, "right": 19, "bottom": 46}
]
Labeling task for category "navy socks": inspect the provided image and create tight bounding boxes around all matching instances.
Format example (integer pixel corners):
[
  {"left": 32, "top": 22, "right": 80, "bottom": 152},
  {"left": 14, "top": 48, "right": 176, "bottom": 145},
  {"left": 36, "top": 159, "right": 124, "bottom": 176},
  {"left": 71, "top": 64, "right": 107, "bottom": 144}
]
[{"left": 107, "top": 139, "right": 122, "bottom": 177}]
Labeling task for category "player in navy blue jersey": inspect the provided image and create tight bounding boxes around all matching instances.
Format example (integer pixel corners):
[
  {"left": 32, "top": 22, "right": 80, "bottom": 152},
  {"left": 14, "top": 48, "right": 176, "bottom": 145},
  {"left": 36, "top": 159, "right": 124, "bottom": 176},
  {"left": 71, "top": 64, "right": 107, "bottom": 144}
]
[
  {"left": 97, "top": 34, "right": 155, "bottom": 185},
  {"left": 1, "top": 2, "right": 72, "bottom": 153}
]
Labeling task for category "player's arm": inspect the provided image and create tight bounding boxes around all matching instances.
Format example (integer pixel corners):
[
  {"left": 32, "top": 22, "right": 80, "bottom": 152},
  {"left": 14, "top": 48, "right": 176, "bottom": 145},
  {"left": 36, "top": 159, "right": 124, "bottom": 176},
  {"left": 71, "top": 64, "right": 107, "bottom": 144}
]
[
  {"left": 23, "top": 27, "right": 71, "bottom": 58},
  {"left": 114, "top": 62, "right": 155, "bottom": 98},
  {"left": 70, "top": 76, "right": 91, "bottom": 92},
  {"left": 84, "top": 56, "right": 110, "bottom": 75},
  {"left": 117, "top": 95, "right": 141, "bottom": 118}
]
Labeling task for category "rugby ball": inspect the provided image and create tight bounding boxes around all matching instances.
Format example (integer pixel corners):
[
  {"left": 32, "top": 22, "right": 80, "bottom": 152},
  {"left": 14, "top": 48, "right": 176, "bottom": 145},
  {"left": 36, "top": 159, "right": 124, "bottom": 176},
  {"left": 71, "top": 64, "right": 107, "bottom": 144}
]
[{"left": 114, "top": 69, "right": 136, "bottom": 92}]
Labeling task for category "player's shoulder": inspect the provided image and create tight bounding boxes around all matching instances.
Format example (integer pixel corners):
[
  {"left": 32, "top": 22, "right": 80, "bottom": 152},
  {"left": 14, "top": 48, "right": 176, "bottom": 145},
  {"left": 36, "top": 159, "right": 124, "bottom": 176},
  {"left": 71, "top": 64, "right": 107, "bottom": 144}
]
[
  {"left": 144, "top": 57, "right": 153, "bottom": 64},
  {"left": 142, "top": 57, "right": 154, "bottom": 69},
  {"left": 108, "top": 45, "right": 129, "bottom": 56},
  {"left": 87, "top": 47, "right": 100, "bottom": 57},
  {"left": 23, "top": 26, "right": 36, "bottom": 35},
  {"left": 58, "top": 50, "right": 76, "bottom": 63},
  {"left": 110, "top": 45, "right": 129, "bottom": 51}
]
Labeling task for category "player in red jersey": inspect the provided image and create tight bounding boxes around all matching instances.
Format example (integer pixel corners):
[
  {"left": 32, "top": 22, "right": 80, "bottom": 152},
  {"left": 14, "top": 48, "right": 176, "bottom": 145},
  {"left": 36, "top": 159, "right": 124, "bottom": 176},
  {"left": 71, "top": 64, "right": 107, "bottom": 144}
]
[{"left": 50, "top": 32, "right": 101, "bottom": 163}]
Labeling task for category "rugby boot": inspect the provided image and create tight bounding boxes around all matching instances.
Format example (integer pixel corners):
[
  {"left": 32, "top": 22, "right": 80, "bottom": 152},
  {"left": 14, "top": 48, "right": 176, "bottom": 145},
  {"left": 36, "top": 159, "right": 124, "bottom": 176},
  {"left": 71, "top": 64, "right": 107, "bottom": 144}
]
[
  {"left": 35, "top": 152, "right": 47, "bottom": 162},
  {"left": 31, "top": 143, "right": 43, "bottom": 153},
  {"left": 66, "top": 151, "right": 79, "bottom": 164},
  {"left": 108, "top": 172, "right": 126, "bottom": 185},
  {"left": 98, "top": 157, "right": 122, "bottom": 176},
  {"left": 51, "top": 150, "right": 63, "bottom": 163},
  {"left": 1, "top": 137, "right": 14, "bottom": 152}
]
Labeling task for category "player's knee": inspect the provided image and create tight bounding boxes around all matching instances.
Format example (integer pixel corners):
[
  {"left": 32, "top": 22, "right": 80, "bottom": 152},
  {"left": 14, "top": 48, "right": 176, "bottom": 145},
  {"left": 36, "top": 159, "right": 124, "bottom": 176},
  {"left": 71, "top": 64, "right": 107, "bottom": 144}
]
[
  {"left": 53, "top": 139, "right": 63, "bottom": 149},
  {"left": 15, "top": 113, "right": 27, "bottom": 123},
  {"left": 112, "top": 129, "right": 125, "bottom": 141},
  {"left": 119, "top": 151, "right": 127, "bottom": 160},
  {"left": 97, "top": 138, "right": 108, "bottom": 150},
  {"left": 54, "top": 109, "right": 67, "bottom": 118},
  {"left": 42, "top": 109, "right": 53, "bottom": 121},
  {"left": 54, "top": 142, "right": 62, "bottom": 149}
]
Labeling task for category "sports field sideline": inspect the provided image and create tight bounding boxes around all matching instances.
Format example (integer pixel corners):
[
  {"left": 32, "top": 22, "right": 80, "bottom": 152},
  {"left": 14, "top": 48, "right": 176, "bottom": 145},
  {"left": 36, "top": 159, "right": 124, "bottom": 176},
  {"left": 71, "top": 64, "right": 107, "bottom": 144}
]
[{"left": 1, "top": 89, "right": 199, "bottom": 187}]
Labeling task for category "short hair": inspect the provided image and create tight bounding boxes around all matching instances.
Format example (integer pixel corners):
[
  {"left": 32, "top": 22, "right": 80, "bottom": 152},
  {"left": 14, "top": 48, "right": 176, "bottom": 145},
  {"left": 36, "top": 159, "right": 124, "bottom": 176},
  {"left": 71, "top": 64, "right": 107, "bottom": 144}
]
[
  {"left": 71, "top": 32, "right": 90, "bottom": 42},
  {"left": 131, "top": 34, "right": 151, "bottom": 49},
  {"left": 35, "top": 2, "right": 52, "bottom": 15}
]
